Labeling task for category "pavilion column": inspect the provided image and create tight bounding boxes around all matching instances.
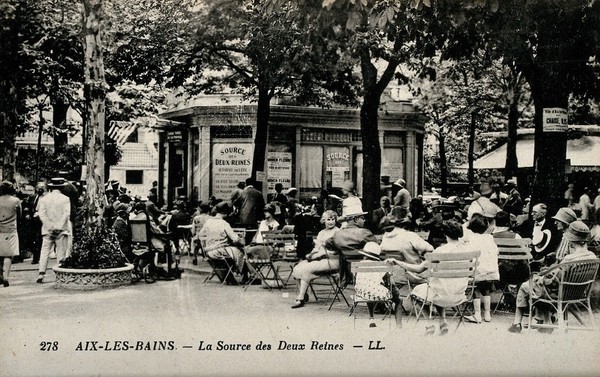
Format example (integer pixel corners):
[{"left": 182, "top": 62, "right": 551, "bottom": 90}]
[
  {"left": 198, "top": 124, "right": 211, "bottom": 201},
  {"left": 405, "top": 131, "right": 416, "bottom": 197}
]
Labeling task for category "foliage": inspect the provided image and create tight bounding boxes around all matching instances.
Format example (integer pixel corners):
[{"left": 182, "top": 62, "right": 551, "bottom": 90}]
[
  {"left": 169, "top": 0, "right": 359, "bottom": 180},
  {"left": 60, "top": 223, "right": 128, "bottom": 269},
  {"left": 16, "top": 145, "right": 83, "bottom": 183}
]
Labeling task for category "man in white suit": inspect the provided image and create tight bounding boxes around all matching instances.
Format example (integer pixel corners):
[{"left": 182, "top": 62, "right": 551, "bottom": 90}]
[{"left": 37, "top": 178, "right": 71, "bottom": 283}]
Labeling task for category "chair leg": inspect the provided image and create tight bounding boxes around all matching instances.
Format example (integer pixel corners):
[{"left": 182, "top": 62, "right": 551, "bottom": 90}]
[
  {"left": 586, "top": 299, "right": 597, "bottom": 330},
  {"left": 309, "top": 283, "right": 319, "bottom": 301},
  {"left": 328, "top": 284, "right": 349, "bottom": 311},
  {"left": 557, "top": 303, "right": 566, "bottom": 332},
  {"left": 243, "top": 263, "right": 266, "bottom": 290}
]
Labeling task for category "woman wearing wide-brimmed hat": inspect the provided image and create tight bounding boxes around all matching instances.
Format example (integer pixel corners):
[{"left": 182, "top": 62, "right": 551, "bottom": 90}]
[
  {"left": 355, "top": 242, "right": 400, "bottom": 328},
  {"left": 551, "top": 207, "right": 578, "bottom": 262},
  {"left": 0, "top": 181, "right": 21, "bottom": 287}
]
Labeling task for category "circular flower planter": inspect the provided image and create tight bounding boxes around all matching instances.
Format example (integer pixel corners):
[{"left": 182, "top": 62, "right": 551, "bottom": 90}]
[{"left": 52, "top": 264, "right": 134, "bottom": 290}]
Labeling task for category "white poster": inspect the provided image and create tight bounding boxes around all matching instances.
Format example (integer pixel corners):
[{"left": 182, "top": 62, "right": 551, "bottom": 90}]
[
  {"left": 542, "top": 107, "right": 568, "bottom": 132},
  {"left": 267, "top": 151, "right": 292, "bottom": 194},
  {"left": 212, "top": 143, "right": 253, "bottom": 200}
]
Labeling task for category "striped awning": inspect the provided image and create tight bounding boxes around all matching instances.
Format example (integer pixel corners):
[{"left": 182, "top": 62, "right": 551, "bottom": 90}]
[{"left": 107, "top": 121, "right": 138, "bottom": 146}]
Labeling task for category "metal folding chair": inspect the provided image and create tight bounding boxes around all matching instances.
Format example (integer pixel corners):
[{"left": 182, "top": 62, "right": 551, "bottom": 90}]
[
  {"left": 528, "top": 259, "right": 600, "bottom": 332},
  {"left": 350, "top": 261, "right": 397, "bottom": 328},
  {"left": 327, "top": 251, "right": 354, "bottom": 310},
  {"left": 262, "top": 231, "right": 298, "bottom": 287},
  {"left": 493, "top": 238, "right": 532, "bottom": 314},
  {"left": 308, "top": 272, "right": 343, "bottom": 302},
  {"left": 200, "top": 237, "right": 240, "bottom": 285},
  {"left": 410, "top": 250, "right": 481, "bottom": 332}
]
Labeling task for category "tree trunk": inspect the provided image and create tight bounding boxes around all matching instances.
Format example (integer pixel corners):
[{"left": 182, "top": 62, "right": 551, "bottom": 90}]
[
  {"left": 82, "top": 0, "right": 107, "bottom": 228},
  {"left": 360, "top": 94, "right": 382, "bottom": 213},
  {"left": 35, "top": 104, "right": 45, "bottom": 182},
  {"left": 251, "top": 85, "right": 271, "bottom": 191},
  {"left": 358, "top": 45, "right": 398, "bottom": 213},
  {"left": 505, "top": 99, "right": 519, "bottom": 180},
  {"left": 468, "top": 112, "right": 476, "bottom": 188},
  {"left": 438, "top": 131, "right": 448, "bottom": 197},
  {"left": 0, "top": 112, "right": 17, "bottom": 182},
  {"left": 52, "top": 99, "right": 69, "bottom": 154},
  {"left": 530, "top": 94, "right": 568, "bottom": 215}
]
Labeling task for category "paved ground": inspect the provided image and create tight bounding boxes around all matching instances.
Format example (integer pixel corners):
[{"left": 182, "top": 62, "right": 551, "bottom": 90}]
[{"left": 1, "top": 255, "right": 599, "bottom": 377}]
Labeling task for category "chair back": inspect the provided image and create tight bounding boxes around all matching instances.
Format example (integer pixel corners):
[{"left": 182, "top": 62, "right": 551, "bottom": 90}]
[
  {"left": 496, "top": 238, "right": 532, "bottom": 260},
  {"left": 496, "top": 238, "right": 532, "bottom": 284},
  {"left": 425, "top": 250, "right": 480, "bottom": 279},
  {"left": 351, "top": 261, "right": 396, "bottom": 300},
  {"left": 262, "top": 231, "right": 297, "bottom": 260},
  {"left": 556, "top": 259, "right": 600, "bottom": 303},
  {"left": 351, "top": 261, "right": 394, "bottom": 275},
  {"left": 130, "top": 219, "right": 150, "bottom": 245}
]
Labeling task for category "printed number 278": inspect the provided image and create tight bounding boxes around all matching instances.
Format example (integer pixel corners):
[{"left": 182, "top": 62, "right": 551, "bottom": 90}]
[{"left": 40, "top": 341, "right": 59, "bottom": 351}]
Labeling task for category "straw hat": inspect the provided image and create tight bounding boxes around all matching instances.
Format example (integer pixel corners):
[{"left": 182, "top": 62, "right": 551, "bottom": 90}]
[
  {"left": 47, "top": 177, "right": 68, "bottom": 189},
  {"left": 532, "top": 229, "right": 552, "bottom": 253},
  {"left": 358, "top": 242, "right": 384, "bottom": 261},
  {"left": 393, "top": 178, "right": 406, "bottom": 187}
]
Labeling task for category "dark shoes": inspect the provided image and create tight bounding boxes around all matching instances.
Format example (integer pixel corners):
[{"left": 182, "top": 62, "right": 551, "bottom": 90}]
[
  {"left": 508, "top": 323, "right": 522, "bottom": 333},
  {"left": 36, "top": 274, "right": 44, "bottom": 284},
  {"left": 291, "top": 300, "right": 305, "bottom": 309},
  {"left": 3, "top": 280, "right": 8, "bottom": 287}
]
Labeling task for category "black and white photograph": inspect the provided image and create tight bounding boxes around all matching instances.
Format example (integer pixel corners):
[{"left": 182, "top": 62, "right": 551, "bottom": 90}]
[{"left": 1, "top": 0, "right": 600, "bottom": 376}]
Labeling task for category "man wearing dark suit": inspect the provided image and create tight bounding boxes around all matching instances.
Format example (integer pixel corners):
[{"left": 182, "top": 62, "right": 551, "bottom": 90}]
[
  {"left": 503, "top": 179, "right": 523, "bottom": 216},
  {"left": 28, "top": 182, "right": 47, "bottom": 264},
  {"left": 370, "top": 196, "right": 391, "bottom": 234},
  {"left": 519, "top": 203, "right": 561, "bottom": 266},
  {"left": 234, "top": 178, "right": 266, "bottom": 231}
]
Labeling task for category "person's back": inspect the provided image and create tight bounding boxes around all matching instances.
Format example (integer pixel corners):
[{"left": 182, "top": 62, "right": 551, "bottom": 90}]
[
  {"left": 39, "top": 190, "right": 70, "bottom": 234},
  {"left": 236, "top": 180, "right": 265, "bottom": 227},
  {"left": 325, "top": 222, "right": 376, "bottom": 252},
  {"left": 192, "top": 203, "right": 212, "bottom": 238},
  {"left": 380, "top": 222, "right": 434, "bottom": 265},
  {"left": 169, "top": 209, "right": 191, "bottom": 232}
]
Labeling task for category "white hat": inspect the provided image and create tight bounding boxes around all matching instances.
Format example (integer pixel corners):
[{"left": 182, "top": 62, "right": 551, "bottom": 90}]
[
  {"left": 393, "top": 178, "right": 406, "bottom": 187},
  {"left": 532, "top": 229, "right": 552, "bottom": 253},
  {"left": 358, "top": 242, "right": 383, "bottom": 260},
  {"left": 340, "top": 199, "right": 366, "bottom": 221}
]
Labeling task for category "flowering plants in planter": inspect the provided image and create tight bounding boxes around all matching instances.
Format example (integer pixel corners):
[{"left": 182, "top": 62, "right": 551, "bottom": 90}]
[{"left": 60, "top": 222, "right": 128, "bottom": 270}]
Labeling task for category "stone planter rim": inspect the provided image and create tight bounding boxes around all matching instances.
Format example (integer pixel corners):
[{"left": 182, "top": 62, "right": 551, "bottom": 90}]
[
  {"left": 52, "top": 263, "right": 134, "bottom": 274},
  {"left": 52, "top": 263, "right": 134, "bottom": 290}
]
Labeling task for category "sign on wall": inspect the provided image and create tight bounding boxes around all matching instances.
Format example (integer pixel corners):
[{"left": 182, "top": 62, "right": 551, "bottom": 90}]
[
  {"left": 325, "top": 147, "right": 350, "bottom": 187},
  {"left": 212, "top": 143, "right": 253, "bottom": 200},
  {"left": 542, "top": 108, "right": 568, "bottom": 133},
  {"left": 267, "top": 151, "right": 292, "bottom": 194}
]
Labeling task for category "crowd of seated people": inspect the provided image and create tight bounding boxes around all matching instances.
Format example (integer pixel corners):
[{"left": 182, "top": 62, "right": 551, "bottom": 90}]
[{"left": 99, "top": 177, "right": 599, "bottom": 332}]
